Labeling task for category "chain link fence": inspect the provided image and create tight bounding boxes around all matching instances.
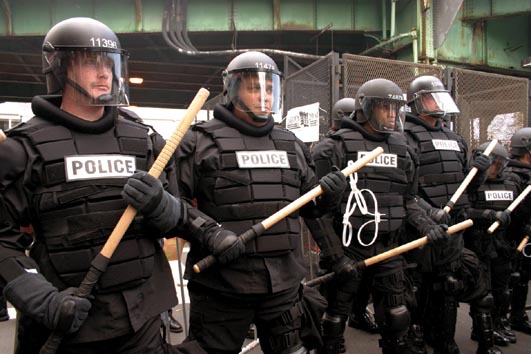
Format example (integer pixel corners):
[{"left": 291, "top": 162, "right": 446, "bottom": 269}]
[
  {"left": 452, "top": 68, "right": 529, "bottom": 150},
  {"left": 342, "top": 54, "right": 444, "bottom": 96}
]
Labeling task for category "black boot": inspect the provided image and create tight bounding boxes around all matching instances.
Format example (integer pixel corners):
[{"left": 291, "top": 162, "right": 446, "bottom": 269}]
[
  {"left": 379, "top": 336, "right": 411, "bottom": 354},
  {"left": 494, "top": 316, "right": 516, "bottom": 344},
  {"left": 407, "top": 324, "right": 428, "bottom": 354},
  {"left": 168, "top": 310, "right": 183, "bottom": 333}
]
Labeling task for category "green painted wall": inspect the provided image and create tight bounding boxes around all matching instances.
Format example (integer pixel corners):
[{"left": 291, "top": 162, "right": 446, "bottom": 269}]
[{"left": 1, "top": 0, "right": 529, "bottom": 75}]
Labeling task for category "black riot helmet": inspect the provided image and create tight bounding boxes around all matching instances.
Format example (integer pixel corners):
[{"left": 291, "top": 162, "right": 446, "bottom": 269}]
[
  {"left": 331, "top": 98, "right": 356, "bottom": 130},
  {"left": 407, "top": 76, "right": 459, "bottom": 118},
  {"left": 42, "top": 17, "right": 129, "bottom": 106},
  {"left": 222, "top": 51, "right": 282, "bottom": 123},
  {"left": 510, "top": 127, "right": 531, "bottom": 157},
  {"left": 472, "top": 141, "right": 509, "bottom": 178},
  {"left": 354, "top": 78, "right": 406, "bottom": 133}
]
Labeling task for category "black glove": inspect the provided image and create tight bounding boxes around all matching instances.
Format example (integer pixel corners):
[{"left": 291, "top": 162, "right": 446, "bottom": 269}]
[
  {"left": 203, "top": 226, "right": 245, "bottom": 265},
  {"left": 423, "top": 224, "right": 450, "bottom": 247},
  {"left": 122, "top": 171, "right": 184, "bottom": 232},
  {"left": 481, "top": 209, "right": 511, "bottom": 227},
  {"left": 331, "top": 255, "right": 356, "bottom": 276},
  {"left": 427, "top": 208, "right": 451, "bottom": 225},
  {"left": 317, "top": 169, "right": 347, "bottom": 211},
  {"left": 472, "top": 153, "right": 491, "bottom": 173},
  {"left": 4, "top": 272, "right": 91, "bottom": 334}
]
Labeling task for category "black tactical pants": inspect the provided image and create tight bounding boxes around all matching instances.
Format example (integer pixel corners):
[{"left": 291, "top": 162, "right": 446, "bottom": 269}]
[{"left": 187, "top": 282, "right": 303, "bottom": 354}]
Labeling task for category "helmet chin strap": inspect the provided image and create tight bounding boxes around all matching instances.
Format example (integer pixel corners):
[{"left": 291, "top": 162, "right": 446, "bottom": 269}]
[
  {"left": 65, "top": 78, "right": 113, "bottom": 104},
  {"left": 234, "top": 97, "right": 270, "bottom": 123}
]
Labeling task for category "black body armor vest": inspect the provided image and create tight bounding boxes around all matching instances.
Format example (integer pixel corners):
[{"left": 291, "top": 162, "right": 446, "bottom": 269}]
[
  {"left": 193, "top": 119, "right": 303, "bottom": 256},
  {"left": 405, "top": 121, "right": 468, "bottom": 212},
  {"left": 331, "top": 129, "right": 410, "bottom": 236},
  {"left": 10, "top": 116, "right": 160, "bottom": 292},
  {"left": 468, "top": 175, "right": 519, "bottom": 228}
]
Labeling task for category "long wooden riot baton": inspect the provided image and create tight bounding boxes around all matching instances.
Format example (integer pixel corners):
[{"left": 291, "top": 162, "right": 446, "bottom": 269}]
[
  {"left": 304, "top": 219, "right": 473, "bottom": 287},
  {"left": 487, "top": 184, "right": 531, "bottom": 234},
  {"left": 443, "top": 139, "right": 498, "bottom": 213},
  {"left": 40, "top": 88, "right": 210, "bottom": 354},
  {"left": 517, "top": 236, "right": 530, "bottom": 253},
  {"left": 0, "top": 129, "right": 5, "bottom": 142},
  {"left": 192, "top": 146, "right": 385, "bottom": 273}
]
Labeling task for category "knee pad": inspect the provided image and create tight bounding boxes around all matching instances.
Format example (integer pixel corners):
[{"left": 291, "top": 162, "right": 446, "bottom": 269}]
[
  {"left": 321, "top": 312, "right": 345, "bottom": 338},
  {"left": 472, "top": 293, "right": 494, "bottom": 313},
  {"left": 381, "top": 305, "right": 410, "bottom": 338}
]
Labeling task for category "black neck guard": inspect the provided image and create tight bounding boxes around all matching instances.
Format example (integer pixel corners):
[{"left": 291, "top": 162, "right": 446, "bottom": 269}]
[
  {"left": 213, "top": 104, "right": 274, "bottom": 137},
  {"left": 31, "top": 95, "right": 116, "bottom": 133},
  {"left": 405, "top": 113, "right": 443, "bottom": 132}
]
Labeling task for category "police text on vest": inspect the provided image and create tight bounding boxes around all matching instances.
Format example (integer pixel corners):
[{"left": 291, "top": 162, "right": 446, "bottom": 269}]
[
  {"left": 358, "top": 151, "right": 397, "bottom": 168},
  {"left": 432, "top": 139, "right": 460, "bottom": 151},
  {"left": 236, "top": 150, "right": 290, "bottom": 168},
  {"left": 485, "top": 190, "right": 514, "bottom": 201},
  {"left": 65, "top": 154, "right": 136, "bottom": 181}
]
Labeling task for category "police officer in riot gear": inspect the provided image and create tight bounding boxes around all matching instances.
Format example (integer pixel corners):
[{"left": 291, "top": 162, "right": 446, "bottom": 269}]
[
  {"left": 465, "top": 142, "right": 520, "bottom": 346},
  {"left": 0, "top": 17, "right": 205, "bottom": 354},
  {"left": 330, "top": 98, "right": 356, "bottom": 132},
  {"left": 506, "top": 127, "right": 531, "bottom": 335},
  {"left": 312, "top": 78, "right": 445, "bottom": 354},
  {"left": 174, "top": 51, "right": 348, "bottom": 354},
  {"left": 403, "top": 75, "right": 501, "bottom": 354}
]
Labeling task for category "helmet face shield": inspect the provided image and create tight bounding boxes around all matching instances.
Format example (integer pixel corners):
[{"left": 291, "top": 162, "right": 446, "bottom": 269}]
[
  {"left": 488, "top": 155, "right": 508, "bottom": 178},
  {"left": 45, "top": 50, "right": 129, "bottom": 106},
  {"left": 414, "top": 91, "right": 459, "bottom": 118},
  {"left": 362, "top": 97, "right": 405, "bottom": 133},
  {"left": 226, "top": 71, "right": 282, "bottom": 119}
]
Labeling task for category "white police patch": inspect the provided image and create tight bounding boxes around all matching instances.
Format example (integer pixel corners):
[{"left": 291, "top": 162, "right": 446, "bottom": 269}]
[
  {"left": 432, "top": 139, "right": 460, "bottom": 151},
  {"left": 236, "top": 150, "right": 290, "bottom": 168},
  {"left": 358, "top": 151, "right": 397, "bottom": 168},
  {"left": 65, "top": 154, "right": 136, "bottom": 181},
  {"left": 485, "top": 190, "right": 514, "bottom": 201}
]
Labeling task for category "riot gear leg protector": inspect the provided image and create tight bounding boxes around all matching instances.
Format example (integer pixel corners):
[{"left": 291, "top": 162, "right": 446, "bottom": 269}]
[
  {"left": 318, "top": 312, "right": 345, "bottom": 354},
  {"left": 470, "top": 294, "right": 503, "bottom": 354},
  {"left": 378, "top": 305, "right": 411, "bottom": 354},
  {"left": 493, "top": 289, "right": 516, "bottom": 343},
  {"left": 258, "top": 301, "right": 307, "bottom": 354},
  {"left": 428, "top": 290, "right": 459, "bottom": 354}
]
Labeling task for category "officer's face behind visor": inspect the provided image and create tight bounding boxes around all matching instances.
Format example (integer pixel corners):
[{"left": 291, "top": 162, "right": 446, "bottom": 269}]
[
  {"left": 415, "top": 91, "right": 460, "bottom": 117},
  {"left": 229, "top": 71, "right": 282, "bottom": 116},
  {"left": 367, "top": 98, "right": 405, "bottom": 133},
  {"left": 49, "top": 50, "right": 129, "bottom": 106},
  {"left": 487, "top": 155, "right": 508, "bottom": 178}
]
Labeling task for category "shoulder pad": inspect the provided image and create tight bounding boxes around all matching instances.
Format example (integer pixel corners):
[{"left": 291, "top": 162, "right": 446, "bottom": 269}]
[
  {"left": 118, "top": 107, "right": 143, "bottom": 123},
  {"left": 0, "top": 138, "right": 28, "bottom": 188}
]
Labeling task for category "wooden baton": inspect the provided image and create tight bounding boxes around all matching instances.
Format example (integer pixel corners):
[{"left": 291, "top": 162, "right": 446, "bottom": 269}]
[
  {"left": 39, "top": 88, "right": 210, "bottom": 354},
  {"left": 0, "top": 129, "right": 5, "bottom": 143},
  {"left": 488, "top": 184, "right": 531, "bottom": 234},
  {"left": 304, "top": 219, "right": 474, "bottom": 287},
  {"left": 192, "top": 146, "right": 385, "bottom": 273},
  {"left": 517, "top": 236, "right": 530, "bottom": 253},
  {"left": 443, "top": 139, "right": 498, "bottom": 213}
]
